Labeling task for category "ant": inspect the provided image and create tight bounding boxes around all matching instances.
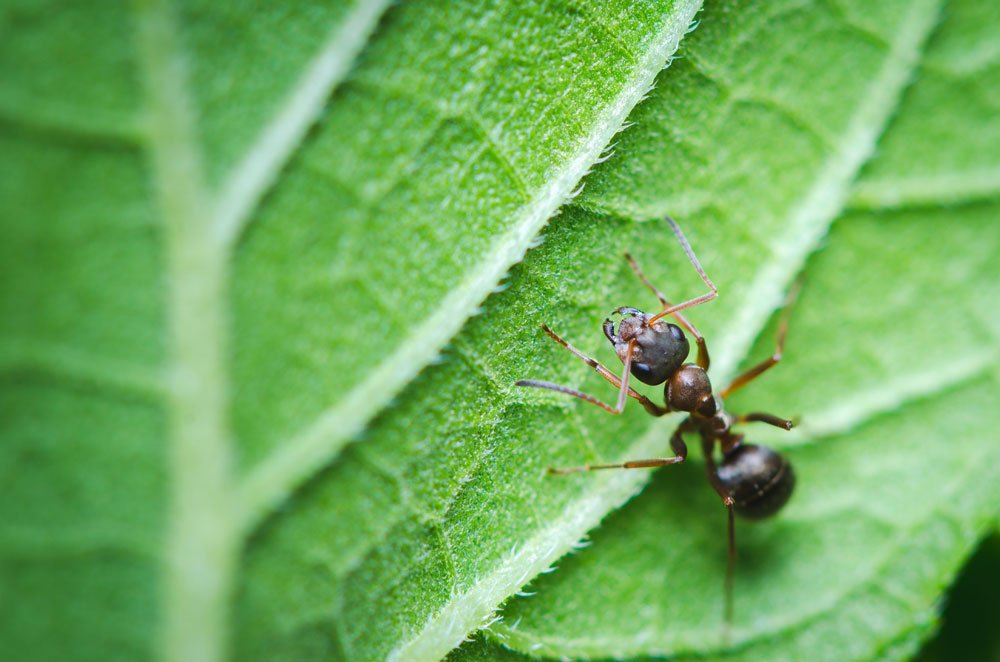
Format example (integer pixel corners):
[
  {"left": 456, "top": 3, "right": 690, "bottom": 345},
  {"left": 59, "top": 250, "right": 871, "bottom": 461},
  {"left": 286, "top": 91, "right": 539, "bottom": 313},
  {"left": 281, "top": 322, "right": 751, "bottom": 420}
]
[{"left": 516, "top": 217, "right": 795, "bottom": 624}]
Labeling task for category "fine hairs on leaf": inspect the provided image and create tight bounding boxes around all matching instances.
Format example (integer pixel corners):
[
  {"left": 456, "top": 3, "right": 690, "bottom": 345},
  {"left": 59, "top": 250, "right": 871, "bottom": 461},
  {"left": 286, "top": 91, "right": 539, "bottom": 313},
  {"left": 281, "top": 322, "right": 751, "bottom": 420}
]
[
  {"left": 242, "top": 0, "right": 993, "bottom": 661},
  {"left": 235, "top": 0, "right": 704, "bottom": 534}
]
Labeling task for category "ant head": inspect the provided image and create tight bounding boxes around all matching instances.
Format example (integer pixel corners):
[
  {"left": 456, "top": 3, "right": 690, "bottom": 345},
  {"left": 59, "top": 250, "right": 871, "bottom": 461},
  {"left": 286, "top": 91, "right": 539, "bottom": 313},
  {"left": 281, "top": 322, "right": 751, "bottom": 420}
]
[
  {"left": 716, "top": 444, "right": 795, "bottom": 519},
  {"left": 603, "top": 307, "right": 690, "bottom": 385}
]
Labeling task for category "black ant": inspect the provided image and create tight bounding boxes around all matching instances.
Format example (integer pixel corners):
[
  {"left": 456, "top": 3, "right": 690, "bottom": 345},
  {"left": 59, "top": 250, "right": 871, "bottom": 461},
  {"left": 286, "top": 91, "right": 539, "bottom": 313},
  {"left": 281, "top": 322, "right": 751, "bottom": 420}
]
[{"left": 516, "top": 217, "right": 795, "bottom": 624}]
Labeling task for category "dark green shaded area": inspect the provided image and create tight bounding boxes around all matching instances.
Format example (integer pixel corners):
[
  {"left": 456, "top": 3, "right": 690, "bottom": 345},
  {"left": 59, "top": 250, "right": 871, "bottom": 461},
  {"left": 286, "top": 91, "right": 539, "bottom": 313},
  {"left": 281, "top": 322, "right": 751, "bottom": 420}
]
[
  {"left": 0, "top": 380, "right": 166, "bottom": 659},
  {"left": 917, "top": 533, "right": 1000, "bottom": 662}
]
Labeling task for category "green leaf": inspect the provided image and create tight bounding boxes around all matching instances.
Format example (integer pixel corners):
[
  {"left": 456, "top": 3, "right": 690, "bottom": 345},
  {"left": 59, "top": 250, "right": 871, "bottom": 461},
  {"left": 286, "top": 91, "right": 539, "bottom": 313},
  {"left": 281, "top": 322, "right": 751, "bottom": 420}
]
[
  {"left": 850, "top": 0, "right": 1000, "bottom": 209},
  {"left": 234, "top": 0, "right": 952, "bottom": 660},
  {"left": 490, "top": 207, "right": 1000, "bottom": 660},
  {"left": 478, "top": 0, "right": 1000, "bottom": 659},
  {"left": 0, "top": 0, "right": 703, "bottom": 660},
  {"left": 5, "top": 1, "right": 998, "bottom": 662}
]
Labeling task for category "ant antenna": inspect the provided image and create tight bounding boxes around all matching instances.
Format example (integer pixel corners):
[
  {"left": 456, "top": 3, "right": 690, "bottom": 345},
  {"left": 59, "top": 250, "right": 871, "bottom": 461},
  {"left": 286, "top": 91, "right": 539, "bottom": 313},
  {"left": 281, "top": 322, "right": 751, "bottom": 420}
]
[{"left": 648, "top": 217, "right": 718, "bottom": 324}]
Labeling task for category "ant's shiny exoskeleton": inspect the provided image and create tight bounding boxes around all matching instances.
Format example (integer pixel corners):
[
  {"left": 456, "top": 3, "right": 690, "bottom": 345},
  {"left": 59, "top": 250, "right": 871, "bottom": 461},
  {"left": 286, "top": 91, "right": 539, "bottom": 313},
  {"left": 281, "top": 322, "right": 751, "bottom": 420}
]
[{"left": 516, "top": 217, "right": 795, "bottom": 623}]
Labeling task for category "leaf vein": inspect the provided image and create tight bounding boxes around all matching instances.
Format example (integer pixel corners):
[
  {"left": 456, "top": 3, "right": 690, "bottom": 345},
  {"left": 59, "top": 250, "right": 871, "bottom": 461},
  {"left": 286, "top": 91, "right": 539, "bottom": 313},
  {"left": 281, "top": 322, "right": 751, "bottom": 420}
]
[
  {"left": 134, "top": 2, "right": 237, "bottom": 661},
  {"left": 213, "top": 0, "right": 393, "bottom": 247}
]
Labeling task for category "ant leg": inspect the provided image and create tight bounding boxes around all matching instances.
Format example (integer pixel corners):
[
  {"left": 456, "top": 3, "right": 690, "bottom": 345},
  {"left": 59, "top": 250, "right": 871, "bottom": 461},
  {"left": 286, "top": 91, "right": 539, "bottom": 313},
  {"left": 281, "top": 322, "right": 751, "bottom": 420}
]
[
  {"left": 724, "top": 502, "right": 736, "bottom": 626},
  {"left": 702, "top": 437, "right": 737, "bottom": 626},
  {"left": 624, "top": 252, "right": 710, "bottom": 370},
  {"left": 647, "top": 217, "right": 718, "bottom": 325},
  {"left": 719, "top": 288, "right": 797, "bottom": 398},
  {"left": 622, "top": 251, "right": 670, "bottom": 306},
  {"left": 549, "top": 420, "right": 689, "bottom": 475},
  {"left": 735, "top": 412, "right": 794, "bottom": 431},
  {"left": 719, "top": 322, "right": 785, "bottom": 399},
  {"left": 516, "top": 325, "right": 669, "bottom": 417}
]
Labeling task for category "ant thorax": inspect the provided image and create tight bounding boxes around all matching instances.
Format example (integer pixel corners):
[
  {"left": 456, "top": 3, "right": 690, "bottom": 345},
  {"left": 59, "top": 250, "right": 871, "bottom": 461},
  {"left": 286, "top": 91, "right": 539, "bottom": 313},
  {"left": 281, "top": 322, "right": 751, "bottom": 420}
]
[
  {"left": 705, "top": 399, "right": 734, "bottom": 433},
  {"left": 666, "top": 363, "right": 714, "bottom": 414}
]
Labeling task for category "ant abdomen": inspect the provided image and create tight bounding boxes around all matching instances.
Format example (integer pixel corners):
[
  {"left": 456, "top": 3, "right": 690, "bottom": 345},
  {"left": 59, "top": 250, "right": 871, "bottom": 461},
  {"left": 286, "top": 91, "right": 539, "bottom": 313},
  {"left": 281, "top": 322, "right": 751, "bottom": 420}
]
[{"left": 716, "top": 444, "right": 795, "bottom": 520}]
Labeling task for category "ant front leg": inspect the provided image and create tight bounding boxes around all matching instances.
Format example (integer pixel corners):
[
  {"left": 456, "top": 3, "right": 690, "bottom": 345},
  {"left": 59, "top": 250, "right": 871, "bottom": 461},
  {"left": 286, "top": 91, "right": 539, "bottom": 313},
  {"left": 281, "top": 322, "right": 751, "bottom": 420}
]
[
  {"left": 548, "top": 419, "right": 690, "bottom": 475},
  {"left": 516, "top": 325, "right": 669, "bottom": 417},
  {"left": 624, "top": 251, "right": 711, "bottom": 370},
  {"left": 647, "top": 217, "right": 719, "bottom": 325}
]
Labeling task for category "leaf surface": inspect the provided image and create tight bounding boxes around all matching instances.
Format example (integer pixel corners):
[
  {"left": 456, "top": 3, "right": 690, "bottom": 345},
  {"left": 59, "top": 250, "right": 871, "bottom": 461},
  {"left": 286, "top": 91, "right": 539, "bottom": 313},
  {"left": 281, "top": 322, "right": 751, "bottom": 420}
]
[
  {"left": 490, "top": 207, "right": 1000, "bottom": 660},
  {"left": 233, "top": 0, "right": 947, "bottom": 659},
  {"left": 482, "top": 0, "right": 1000, "bottom": 658},
  {"left": 4, "top": 0, "right": 996, "bottom": 661},
  {"left": 0, "top": 0, "right": 702, "bottom": 659}
]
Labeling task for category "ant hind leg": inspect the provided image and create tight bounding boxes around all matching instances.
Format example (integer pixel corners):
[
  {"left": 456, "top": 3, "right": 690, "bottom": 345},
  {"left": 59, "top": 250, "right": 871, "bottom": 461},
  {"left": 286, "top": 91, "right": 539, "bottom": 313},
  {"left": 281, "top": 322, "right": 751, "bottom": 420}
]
[
  {"left": 701, "top": 437, "right": 737, "bottom": 627},
  {"left": 548, "top": 420, "right": 690, "bottom": 475}
]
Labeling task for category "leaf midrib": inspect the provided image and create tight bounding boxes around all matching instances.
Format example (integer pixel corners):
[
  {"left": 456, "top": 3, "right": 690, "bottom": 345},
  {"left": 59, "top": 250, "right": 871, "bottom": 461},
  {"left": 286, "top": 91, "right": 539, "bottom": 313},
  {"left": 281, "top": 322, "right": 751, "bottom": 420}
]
[
  {"left": 135, "top": 2, "right": 235, "bottom": 662},
  {"left": 135, "top": 1, "right": 392, "bottom": 660}
]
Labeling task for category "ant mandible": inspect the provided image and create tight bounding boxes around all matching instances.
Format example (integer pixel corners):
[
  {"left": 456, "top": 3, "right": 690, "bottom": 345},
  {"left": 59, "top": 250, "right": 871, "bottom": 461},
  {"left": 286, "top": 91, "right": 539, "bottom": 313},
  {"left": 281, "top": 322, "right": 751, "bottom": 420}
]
[{"left": 516, "top": 217, "right": 795, "bottom": 624}]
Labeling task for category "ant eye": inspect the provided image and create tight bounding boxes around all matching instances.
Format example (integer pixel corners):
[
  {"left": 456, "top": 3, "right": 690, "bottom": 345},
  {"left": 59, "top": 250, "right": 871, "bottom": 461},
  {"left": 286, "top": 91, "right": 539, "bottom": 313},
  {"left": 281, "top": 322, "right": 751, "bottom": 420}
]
[
  {"left": 630, "top": 362, "right": 655, "bottom": 383},
  {"left": 669, "top": 324, "right": 685, "bottom": 341}
]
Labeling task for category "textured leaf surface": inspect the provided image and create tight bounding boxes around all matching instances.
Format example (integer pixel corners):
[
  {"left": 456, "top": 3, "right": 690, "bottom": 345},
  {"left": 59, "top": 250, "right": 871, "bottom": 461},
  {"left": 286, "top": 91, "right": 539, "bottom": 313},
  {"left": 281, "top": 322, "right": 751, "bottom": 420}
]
[
  {"left": 235, "top": 0, "right": 946, "bottom": 660},
  {"left": 3, "top": 1, "right": 998, "bottom": 661},
  {"left": 481, "top": 0, "right": 1000, "bottom": 658},
  {"left": 489, "top": 208, "right": 1000, "bottom": 660},
  {"left": 0, "top": 0, "right": 702, "bottom": 659},
  {"left": 851, "top": 0, "right": 1000, "bottom": 208}
]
